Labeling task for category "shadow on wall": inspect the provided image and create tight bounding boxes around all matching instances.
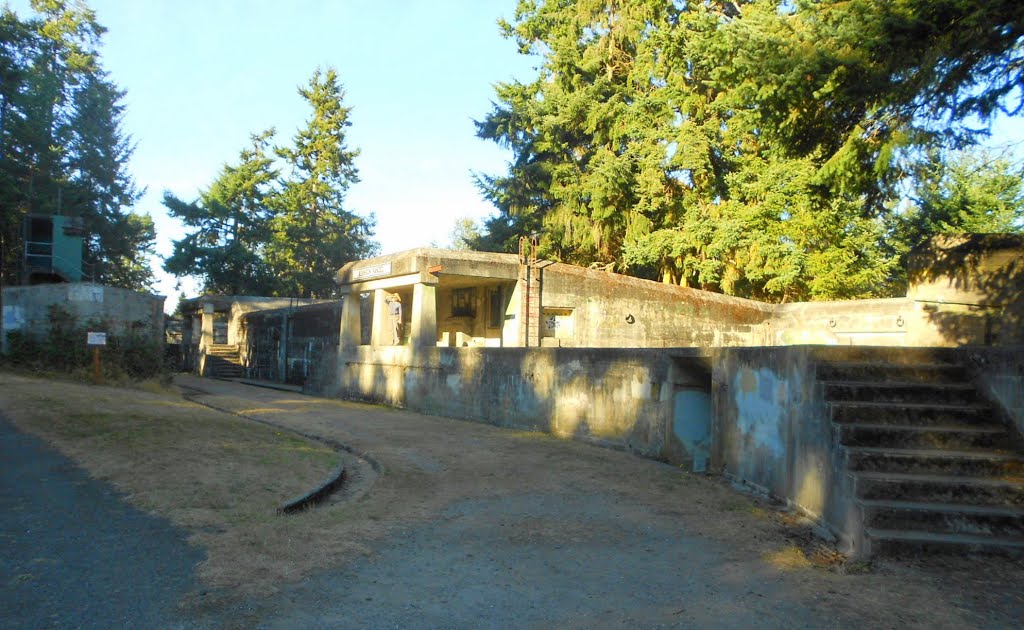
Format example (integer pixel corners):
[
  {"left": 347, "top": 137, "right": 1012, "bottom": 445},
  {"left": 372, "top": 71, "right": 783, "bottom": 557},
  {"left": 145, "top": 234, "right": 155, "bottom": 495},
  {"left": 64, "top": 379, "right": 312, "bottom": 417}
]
[
  {"left": 330, "top": 344, "right": 713, "bottom": 468},
  {"left": 907, "top": 234, "right": 1024, "bottom": 345}
]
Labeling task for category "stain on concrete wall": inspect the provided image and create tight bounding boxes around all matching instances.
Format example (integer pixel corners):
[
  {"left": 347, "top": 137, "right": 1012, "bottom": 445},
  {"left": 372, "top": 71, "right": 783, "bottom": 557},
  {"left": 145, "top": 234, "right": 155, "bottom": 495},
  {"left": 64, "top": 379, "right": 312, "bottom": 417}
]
[
  {"left": 325, "top": 346, "right": 712, "bottom": 466},
  {"left": 712, "top": 347, "right": 862, "bottom": 554}
]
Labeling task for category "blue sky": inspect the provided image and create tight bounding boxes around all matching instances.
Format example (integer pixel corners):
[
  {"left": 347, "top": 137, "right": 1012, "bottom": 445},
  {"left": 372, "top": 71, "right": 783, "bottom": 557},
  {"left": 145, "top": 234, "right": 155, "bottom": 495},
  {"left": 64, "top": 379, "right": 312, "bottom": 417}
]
[{"left": 8, "top": 0, "right": 536, "bottom": 307}]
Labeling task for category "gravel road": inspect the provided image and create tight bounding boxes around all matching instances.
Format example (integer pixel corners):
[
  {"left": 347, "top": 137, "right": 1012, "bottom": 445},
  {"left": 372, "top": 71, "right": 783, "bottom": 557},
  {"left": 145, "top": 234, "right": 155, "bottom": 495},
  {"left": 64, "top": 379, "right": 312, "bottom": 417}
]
[{"left": 0, "top": 414, "right": 204, "bottom": 630}]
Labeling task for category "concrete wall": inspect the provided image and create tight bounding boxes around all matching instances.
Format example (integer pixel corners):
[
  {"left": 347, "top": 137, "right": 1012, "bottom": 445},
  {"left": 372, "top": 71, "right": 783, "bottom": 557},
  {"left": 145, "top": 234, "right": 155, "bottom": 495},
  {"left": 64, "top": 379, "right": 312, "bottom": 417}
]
[
  {"left": 907, "top": 234, "right": 1024, "bottom": 346},
  {"left": 710, "top": 346, "right": 862, "bottom": 553},
  {"left": 238, "top": 302, "right": 341, "bottom": 385},
  {"left": 2, "top": 283, "right": 165, "bottom": 352},
  {"left": 966, "top": 346, "right": 1024, "bottom": 439},
  {"left": 322, "top": 345, "right": 714, "bottom": 467},
  {"left": 540, "top": 264, "right": 773, "bottom": 348}
]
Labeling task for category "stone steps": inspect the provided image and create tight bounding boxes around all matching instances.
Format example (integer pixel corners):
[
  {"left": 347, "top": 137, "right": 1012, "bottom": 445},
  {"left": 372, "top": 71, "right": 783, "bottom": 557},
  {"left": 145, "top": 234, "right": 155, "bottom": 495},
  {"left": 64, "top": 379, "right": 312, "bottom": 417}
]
[
  {"left": 818, "top": 361, "right": 965, "bottom": 383},
  {"left": 831, "top": 401, "right": 993, "bottom": 426},
  {"left": 846, "top": 446, "right": 1024, "bottom": 477},
  {"left": 854, "top": 471, "right": 1024, "bottom": 505},
  {"left": 818, "top": 354, "right": 1024, "bottom": 558},
  {"left": 864, "top": 528, "right": 1024, "bottom": 558},
  {"left": 838, "top": 423, "right": 1011, "bottom": 450},
  {"left": 205, "top": 344, "right": 243, "bottom": 378},
  {"left": 861, "top": 499, "right": 1024, "bottom": 537},
  {"left": 823, "top": 381, "right": 980, "bottom": 405}
]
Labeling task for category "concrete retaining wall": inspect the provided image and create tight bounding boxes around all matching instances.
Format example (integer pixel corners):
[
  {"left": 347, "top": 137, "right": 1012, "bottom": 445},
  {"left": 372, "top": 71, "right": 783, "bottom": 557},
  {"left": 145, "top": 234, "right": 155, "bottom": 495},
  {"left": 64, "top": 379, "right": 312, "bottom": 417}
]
[
  {"left": 967, "top": 346, "right": 1024, "bottom": 439},
  {"left": 238, "top": 302, "right": 342, "bottom": 385},
  {"left": 540, "top": 264, "right": 773, "bottom": 348},
  {"left": 322, "top": 346, "right": 714, "bottom": 467},
  {"left": 710, "top": 346, "right": 862, "bottom": 552},
  {"left": 2, "top": 283, "right": 164, "bottom": 353}
]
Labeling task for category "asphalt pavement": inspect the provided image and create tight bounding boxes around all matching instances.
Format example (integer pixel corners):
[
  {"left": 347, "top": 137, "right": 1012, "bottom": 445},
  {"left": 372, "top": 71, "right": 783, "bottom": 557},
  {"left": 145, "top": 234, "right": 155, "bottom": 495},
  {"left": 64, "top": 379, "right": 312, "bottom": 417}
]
[{"left": 0, "top": 414, "right": 204, "bottom": 630}]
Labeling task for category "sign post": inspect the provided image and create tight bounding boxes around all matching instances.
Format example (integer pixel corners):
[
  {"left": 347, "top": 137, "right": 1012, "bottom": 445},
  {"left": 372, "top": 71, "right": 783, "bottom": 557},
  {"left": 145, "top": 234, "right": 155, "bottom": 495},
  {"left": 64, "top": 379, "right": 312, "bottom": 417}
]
[{"left": 87, "top": 332, "right": 107, "bottom": 384}]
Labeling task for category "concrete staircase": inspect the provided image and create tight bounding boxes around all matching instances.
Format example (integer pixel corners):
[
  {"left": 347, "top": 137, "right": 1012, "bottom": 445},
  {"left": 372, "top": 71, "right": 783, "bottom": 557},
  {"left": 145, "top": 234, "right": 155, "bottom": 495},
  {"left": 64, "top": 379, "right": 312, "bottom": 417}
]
[
  {"left": 204, "top": 344, "right": 244, "bottom": 379},
  {"left": 819, "top": 350, "right": 1024, "bottom": 557}
]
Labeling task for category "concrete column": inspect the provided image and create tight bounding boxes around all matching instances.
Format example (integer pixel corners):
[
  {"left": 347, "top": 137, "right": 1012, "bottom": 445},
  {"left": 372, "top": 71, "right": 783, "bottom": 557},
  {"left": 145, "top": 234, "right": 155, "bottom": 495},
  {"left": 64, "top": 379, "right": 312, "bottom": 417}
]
[
  {"left": 200, "top": 303, "right": 214, "bottom": 351},
  {"left": 410, "top": 283, "right": 437, "bottom": 348},
  {"left": 370, "top": 288, "right": 389, "bottom": 346},
  {"left": 339, "top": 292, "right": 362, "bottom": 352},
  {"left": 199, "top": 303, "right": 214, "bottom": 376}
]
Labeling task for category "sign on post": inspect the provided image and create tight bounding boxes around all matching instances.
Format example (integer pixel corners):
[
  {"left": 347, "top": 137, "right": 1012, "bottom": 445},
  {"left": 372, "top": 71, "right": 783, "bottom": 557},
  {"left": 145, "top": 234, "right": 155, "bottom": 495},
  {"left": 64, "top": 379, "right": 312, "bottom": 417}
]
[
  {"left": 87, "top": 332, "right": 107, "bottom": 346},
  {"left": 87, "top": 332, "right": 106, "bottom": 384}
]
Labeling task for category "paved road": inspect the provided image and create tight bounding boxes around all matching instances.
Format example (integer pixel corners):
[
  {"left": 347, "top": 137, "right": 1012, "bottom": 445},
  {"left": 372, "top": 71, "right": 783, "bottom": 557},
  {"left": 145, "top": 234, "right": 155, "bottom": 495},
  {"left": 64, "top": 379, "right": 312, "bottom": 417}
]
[{"left": 0, "top": 414, "right": 203, "bottom": 630}]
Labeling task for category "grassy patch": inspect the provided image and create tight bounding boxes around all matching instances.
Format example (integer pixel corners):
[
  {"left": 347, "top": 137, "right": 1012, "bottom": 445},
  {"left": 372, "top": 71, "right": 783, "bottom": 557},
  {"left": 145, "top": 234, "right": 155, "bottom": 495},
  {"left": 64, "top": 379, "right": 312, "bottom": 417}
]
[{"left": 0, "top": 371, "right": 346, "bottom": 597}]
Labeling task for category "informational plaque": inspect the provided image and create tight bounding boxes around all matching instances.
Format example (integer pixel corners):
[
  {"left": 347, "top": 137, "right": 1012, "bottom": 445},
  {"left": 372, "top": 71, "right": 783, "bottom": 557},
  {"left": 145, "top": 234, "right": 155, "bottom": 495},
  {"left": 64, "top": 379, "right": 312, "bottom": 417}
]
[
  {"left": 353, "top": 262, "right": 392, "bottom": 281},
  {"left": 86, "top": 332, "right": 107, "bottom": 346}
]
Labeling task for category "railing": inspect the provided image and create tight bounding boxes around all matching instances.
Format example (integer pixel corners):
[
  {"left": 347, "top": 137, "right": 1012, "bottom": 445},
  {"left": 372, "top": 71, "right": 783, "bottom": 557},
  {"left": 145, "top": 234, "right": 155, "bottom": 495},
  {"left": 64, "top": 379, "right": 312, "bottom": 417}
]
[{"left": 24, "top": 241, "right": 95, "bottom": 282}]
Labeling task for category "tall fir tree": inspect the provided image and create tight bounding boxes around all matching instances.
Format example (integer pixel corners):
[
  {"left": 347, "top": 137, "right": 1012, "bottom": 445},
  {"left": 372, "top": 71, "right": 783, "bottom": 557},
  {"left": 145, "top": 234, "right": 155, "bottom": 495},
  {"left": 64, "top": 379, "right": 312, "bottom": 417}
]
[
  {"left": 475, "top": 0, "right": 1023, "bottom": 301},
  {"left": 164, "top": 130, "right": 280, "bottom": 295},
  {"left": 269, "top": 67, "right": 376, "bottom": 298},
  {"left": 0, "top": 0, "right": 153, "bottom": 289}
]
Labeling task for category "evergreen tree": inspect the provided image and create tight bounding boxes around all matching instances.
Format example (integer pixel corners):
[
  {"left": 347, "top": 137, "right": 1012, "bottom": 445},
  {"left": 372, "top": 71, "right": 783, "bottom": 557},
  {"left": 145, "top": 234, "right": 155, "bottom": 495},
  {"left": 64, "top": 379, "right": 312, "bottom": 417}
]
[
  {"left": 0, "top": 1, "right": 153, "bottom": 289},
  {"left": 475, "top": 0, "right": 1024, "bottom": 301},
  {"left": 904, "top": 149, "right": 1024, "bottom": 239},
  {"left": 270, "top": 68, "right": 377, "bottom": 298},
  {"left": 164, "top": 130, "right": 280, "bottom": 295}
]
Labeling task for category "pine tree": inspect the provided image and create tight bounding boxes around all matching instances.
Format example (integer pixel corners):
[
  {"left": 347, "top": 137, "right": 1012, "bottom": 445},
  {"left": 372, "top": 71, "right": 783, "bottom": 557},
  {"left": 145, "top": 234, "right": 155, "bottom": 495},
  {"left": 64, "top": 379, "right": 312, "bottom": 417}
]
[
  {"left": 164, "top": 130, "right": 279, "bottom": 295},
  {"left": 475, "top": 0, "right": 1024, "bottom": 301},
  {"left": 0, "top": 1, "right": 153, "bottom": 289},
  {"left": 269, "top": 68, "right": 377, "bottom": 298}
]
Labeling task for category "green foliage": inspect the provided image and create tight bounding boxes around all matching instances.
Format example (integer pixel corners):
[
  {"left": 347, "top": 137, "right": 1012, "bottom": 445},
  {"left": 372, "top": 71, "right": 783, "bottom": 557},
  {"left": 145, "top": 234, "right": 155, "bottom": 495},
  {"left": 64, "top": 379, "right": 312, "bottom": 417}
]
[
  {"left": 3, "top": 304, "right": 166, "bottom": 380},
  {"left": 446, "top": 217, "right": 484, "bottom": 250},
  {"left": 475, "top": 0, "right": 1024, "bottom": 301},
  {"left": 907, "top": 149, "right": 1024, "bottom": 238},
  {"left": 164, "top": 130, "right": 280, "bottom": 295},
  {"left": 165, "top": 68, "right": 377, "bottom": 298},
  {"left": 0, "top": 1, "right": 153, "bottom": 289},
  {"left": 270, "top": 68, "right": 377, "bottom": 298}
]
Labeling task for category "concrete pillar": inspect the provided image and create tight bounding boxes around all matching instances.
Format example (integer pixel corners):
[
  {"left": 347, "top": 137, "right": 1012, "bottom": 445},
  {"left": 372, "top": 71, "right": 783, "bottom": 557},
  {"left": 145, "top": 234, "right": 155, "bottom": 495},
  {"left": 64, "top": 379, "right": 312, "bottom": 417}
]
[
  {"left": 370, "top": 288, "right": 389, "bottom": 346},
  {"left": 339, "top": 292, "right": 362, "bottom": 352},
  {"left": 199, "top": 303, "right": 214, "bottom": 376},
  {"left": 200, "top": 303, "right": 214, "bottom": 351},
  {"left": 410, "top": 283, "right": 437, "bottom": 348}
]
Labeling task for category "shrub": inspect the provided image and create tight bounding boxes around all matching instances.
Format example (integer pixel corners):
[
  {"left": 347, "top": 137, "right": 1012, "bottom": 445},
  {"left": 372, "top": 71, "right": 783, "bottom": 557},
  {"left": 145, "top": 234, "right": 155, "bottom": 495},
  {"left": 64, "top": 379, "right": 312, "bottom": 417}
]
[{"left": 2, "top": 305, "right": 167, "bottom": 381}]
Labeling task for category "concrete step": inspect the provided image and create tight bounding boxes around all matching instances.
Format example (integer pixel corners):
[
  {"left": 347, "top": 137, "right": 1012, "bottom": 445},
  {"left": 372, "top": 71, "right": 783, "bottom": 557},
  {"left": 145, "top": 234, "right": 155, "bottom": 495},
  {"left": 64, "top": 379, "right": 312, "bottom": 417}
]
[
  {"left": 205, "top": 355, "right": 244, "bottom": 378},
  {"left": 824, "top": 381, "right": 980, "bottom": 405},
  {"left": 811, "top": 347, "right": 958, "bottom": 365},
  {"left": 839, "top": 423, "right": 1011, "bottom": 450},
  {"left": 207, "top": 344, "right": 240, "bottom": 357},
  {"left": 830, "top": 401, "right": 992, "bottom": 426},
  {"left": 855, "top": 471, "right": 1024, "bottom": 505},
  {"left": 817, "top": 361, "right": 965, "bottom": 384},
  {"left": 847, "top": 447, "right": 1024, "bottom": 477},
  {"left": 860, "top": 499, "right": 1024, "bottom": 537},
  {"left": 866, "top": 528, "right": 1024, "bottom": 558}
]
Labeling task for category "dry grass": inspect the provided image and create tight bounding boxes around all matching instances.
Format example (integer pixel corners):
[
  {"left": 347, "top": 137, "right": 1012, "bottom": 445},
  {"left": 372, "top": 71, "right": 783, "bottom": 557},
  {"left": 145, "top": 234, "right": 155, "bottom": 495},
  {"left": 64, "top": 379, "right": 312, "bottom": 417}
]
[{"left": 0, "top": 371, "right": 352, "bottom": 598}]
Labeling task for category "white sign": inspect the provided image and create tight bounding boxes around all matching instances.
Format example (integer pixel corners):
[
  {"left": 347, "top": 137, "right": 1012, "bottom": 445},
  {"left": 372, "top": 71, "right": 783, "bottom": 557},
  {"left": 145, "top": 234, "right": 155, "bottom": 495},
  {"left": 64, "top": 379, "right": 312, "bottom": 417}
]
[
  {"left": 87, "top": 332, "right": 107, "bottom": 346},
  {"left": 352, "top": 262, "right": 392, "bottom": 281}
]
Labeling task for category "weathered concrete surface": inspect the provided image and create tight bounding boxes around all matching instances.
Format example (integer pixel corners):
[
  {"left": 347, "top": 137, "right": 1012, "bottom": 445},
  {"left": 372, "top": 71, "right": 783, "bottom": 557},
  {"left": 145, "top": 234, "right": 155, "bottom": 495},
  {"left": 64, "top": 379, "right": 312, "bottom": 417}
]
[
  {"left": 0, "top": 414, "right": 202, "bottom": 630},
  {"left": 711, "top": 346, "right": 862, "bottom": 553},
  {"left": 968, "top": 345, "right": 1024, "bottom": 439},
  {"left": 175, "top": 377, "right": 1024, "bottom": 628},
  {"left": 1, "top": 283, "right": 164, "bottom": 354},
  {"left": 327, "top": 346, "right": 714, "bottom": 467},
  {"left": 907, "top": 234, "right": 1024, "bottom": 345}
]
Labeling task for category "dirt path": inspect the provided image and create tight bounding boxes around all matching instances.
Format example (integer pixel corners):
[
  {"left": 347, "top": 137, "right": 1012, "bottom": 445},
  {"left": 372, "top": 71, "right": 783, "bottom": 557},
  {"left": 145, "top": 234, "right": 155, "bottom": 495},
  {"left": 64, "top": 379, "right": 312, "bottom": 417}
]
[{"left": 177, "top": 376, "right": 1024, "bottom": 629}]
